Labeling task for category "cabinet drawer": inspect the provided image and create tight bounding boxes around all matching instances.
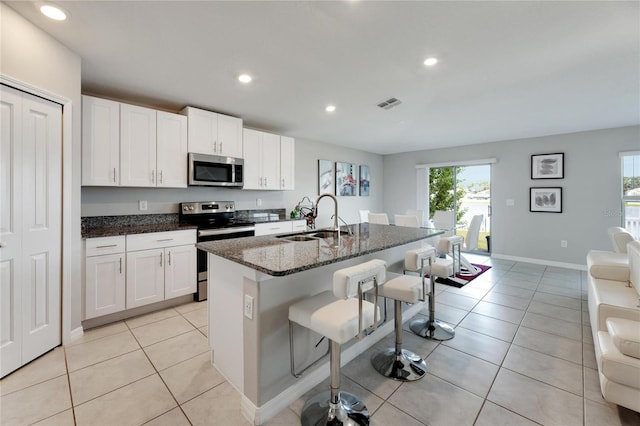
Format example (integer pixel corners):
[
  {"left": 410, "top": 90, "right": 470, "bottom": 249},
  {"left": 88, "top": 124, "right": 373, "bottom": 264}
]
[
  {"left": 292, "top": 220, "right": 307, "bottom": 233},
  {"left": 255, "top": 222, "right": 292, "bottom": 236},
  {"left": 127, "top": 230, "right": 196, "bottom": 252},
  {"left": 86, "top": 236, "right": 126, "bottom": 256}
]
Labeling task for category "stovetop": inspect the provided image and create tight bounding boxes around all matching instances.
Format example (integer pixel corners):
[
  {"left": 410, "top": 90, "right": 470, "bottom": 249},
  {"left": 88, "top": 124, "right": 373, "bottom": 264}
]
[{"left": 179, "top": 201, "right": 255, "bottom": 229}]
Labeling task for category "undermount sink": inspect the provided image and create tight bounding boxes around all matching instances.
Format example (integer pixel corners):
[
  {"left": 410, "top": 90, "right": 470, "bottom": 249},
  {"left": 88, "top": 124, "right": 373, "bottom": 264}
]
[
  {"left": 309, "top": 230, "right": 339, "bottom": 238},
  {"left": 280, "top": 235, "right": 317, "bottom": 242}
]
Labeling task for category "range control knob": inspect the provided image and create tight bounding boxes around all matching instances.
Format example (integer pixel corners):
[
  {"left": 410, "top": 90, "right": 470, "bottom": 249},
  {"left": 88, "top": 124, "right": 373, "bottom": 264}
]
[
  {"left": 182, "top": 206, "right": 188, "bottom": 211},
  {"left": 189, "top": 206, "right": 194, "bottom": 211}
]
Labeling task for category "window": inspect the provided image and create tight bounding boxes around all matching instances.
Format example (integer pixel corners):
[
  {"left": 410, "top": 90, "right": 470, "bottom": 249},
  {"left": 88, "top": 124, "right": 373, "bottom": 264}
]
[{"left": 621, "top": 151, "right": 640, "bottom": 238}]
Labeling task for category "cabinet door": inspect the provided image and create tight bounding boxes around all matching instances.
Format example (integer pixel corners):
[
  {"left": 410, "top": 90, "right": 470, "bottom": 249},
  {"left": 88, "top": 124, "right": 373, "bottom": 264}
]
[
  {"left": 85, "top": 254, "right": 125, "bottom": 319},
  {"left": 164, "top": 245, "right": 196, "bottom": 299},
  {"left": 217, "top": 114, "right": 243, "bottom": 158},
  {"left": 184, "top": 106, "right": 216, "bottom": 155},
  {"left": 261, "top": 132, "right": 281, "bottom": 190},
  {"left": 156, "top": 111, "right": 187, "bottom": 188},
  {"left": 242, "top": 128, "right": 262, "bottom": 190},
  {"left": 280, "top": 136, "right": 295, "bottom": 190},
  {"left": 120, "top": 104, "right": 156, "bottom": 187},
  {"left": 126, "top": 249, "right": 165, "bottom": 308},
  {"left": 82, "top": 95, "right": 120, "bottom": 186}
]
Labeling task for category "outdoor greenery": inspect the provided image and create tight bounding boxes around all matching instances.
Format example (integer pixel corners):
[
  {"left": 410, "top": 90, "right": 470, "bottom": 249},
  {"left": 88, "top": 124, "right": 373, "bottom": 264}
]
[
  {"left": 623, "top": 176, "right": 640, "bottom": 193},
  {"left": 429, "top": 167, "right": 467, "bottom": 223}
]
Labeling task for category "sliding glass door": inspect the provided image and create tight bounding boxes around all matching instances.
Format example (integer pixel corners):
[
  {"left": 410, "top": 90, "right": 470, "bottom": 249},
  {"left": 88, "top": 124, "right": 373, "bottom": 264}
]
[{"left": 428, "top": 164, "right": 491, "bottom": 252}]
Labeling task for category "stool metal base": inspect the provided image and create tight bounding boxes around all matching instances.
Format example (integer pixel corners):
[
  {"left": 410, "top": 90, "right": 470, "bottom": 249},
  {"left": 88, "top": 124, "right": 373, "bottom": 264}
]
[
  {"left": 301, "top": 391, "right": 370, "bottom": 426},
  {"left": 409, "top": 318, "right": 455, "bottom": 341},
  {"left": 371, "top": 347, "right": 427, "bottom": 381}
]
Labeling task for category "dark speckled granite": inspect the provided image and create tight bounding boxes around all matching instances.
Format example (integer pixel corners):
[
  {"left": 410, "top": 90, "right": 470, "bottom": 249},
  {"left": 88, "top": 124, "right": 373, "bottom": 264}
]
[
  {"left": 82, "top": 214, "right": 197, "bottom": 238},
  {"left": 197, "top": 223, "right": 444, "bottom": 276}
]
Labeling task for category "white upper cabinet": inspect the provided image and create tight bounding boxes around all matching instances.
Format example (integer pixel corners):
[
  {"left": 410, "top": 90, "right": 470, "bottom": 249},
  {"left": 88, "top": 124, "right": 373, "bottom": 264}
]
[
  {"left": 280, "top": 136, "right": 295, "bottom": 190},
  {"left": 120, "top": 103, "right": 157, "bottom": 187},
  {"left": 82, "top": 96, "right": 188, "bottom": 188},
  {"left": 82, "top": 95, "right": 120, "bottom": 186},
  {"left": 156, "top": 111, "right": 187, "bottom": 188},
  {"left": 181, "top": 106, "right": 242, "bottom": 158},
  {"left": 243, "top": 129, "right": 295, "bottom": 191}
]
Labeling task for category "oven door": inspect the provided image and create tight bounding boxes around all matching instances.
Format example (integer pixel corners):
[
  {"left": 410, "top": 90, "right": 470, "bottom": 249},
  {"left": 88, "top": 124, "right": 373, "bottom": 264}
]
[{"left": 195, "top": 226, "right": 255, "bottom": 301}]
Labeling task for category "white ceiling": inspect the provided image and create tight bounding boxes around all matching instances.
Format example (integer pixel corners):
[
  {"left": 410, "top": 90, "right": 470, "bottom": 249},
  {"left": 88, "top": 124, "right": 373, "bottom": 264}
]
[{"left": 7, "top": 1, "right": 640, "bottom": 154}]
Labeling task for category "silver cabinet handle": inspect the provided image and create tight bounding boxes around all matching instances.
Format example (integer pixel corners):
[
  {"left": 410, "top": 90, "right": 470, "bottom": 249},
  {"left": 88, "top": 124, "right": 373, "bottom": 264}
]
[
  {"left": 96, "top": 244, "right": 118, "bottom": 249},
  {"left": 168, "top": 251, "right": 172, "bottom": 266},
  {"left": 259, "top": 177, "right": 263, "bottom": 186},
  {"left": 160, "top": 170, "right": 163, "bottom": 184},
  {"left": 282, "top": 178, "right": 285, "bottom": 187},
  {"left": 157, "top": 238, "right": 173, "bottom": 242},
  {"left": 213, "top": 141, "right": 217, "bottom": 153},
  {"left": 113, "top": 168, "right": 117, "bottom": 182},
  {"left": 119, "top": 257, "right": 122, "bottom": 274},
  {"left": 219, "top": 142, "right": 222, "bottom": 153},
  {"left": 151, "top": 170, "right": 155, "bottom": 184},
  {"left": 264, "top": 177, "right": 267, "bottom": 186},
  {"left": 160, "top": 252, "right": 163, "bottom": 267}
]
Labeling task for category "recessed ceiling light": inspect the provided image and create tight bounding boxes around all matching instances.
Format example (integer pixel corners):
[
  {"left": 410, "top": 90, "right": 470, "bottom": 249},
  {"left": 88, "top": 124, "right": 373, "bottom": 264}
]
[
  {"left": 423, "top": 57, "right": 438, "bottom": 66},
  {"left": 238, "top": 74, "right": 252, "bottom": 83},
  {"left": 325, "top": 105, "right": 336, "bottom": 113},
  {"left": 39, "top": 3, "right": 68, "bottom": 21}
]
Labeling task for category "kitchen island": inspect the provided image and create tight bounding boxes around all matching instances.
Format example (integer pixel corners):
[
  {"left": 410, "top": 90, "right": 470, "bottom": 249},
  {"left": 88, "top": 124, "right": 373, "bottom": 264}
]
[{"left": 197, "top": 223, "right": 443, "bottom": 424}]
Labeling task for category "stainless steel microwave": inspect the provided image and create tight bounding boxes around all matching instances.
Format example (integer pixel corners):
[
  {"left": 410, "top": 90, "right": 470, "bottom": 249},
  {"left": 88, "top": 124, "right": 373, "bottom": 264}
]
[{"left": 188, "top": 153, "right": 244, "bottom": 187}]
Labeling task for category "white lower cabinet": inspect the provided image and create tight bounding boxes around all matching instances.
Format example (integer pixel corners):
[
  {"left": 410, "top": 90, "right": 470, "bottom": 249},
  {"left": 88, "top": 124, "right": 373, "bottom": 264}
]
[
  {"left": 85, "top": 236, "right": 126, "bottom": 320},
  {"left": 84, "top": 230, "right": 196, "bottom": 318}
]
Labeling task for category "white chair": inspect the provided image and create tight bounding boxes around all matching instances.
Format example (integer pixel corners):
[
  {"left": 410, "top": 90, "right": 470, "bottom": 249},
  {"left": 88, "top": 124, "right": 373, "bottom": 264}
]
[
  {"left": 368, "top": 213, "right": 389, "bottom": 225},
  {"left": 406, "top": 247, "right": 456, "bottom": 341},
  {"left": 608, "top": 226, "right": 636, "bottom": 253},
  {"left": 359, "top": 209, "right": 370, "bottom": 223},
  {"left": 464, "top": 214, "right": 483, "bottom": 251},
  {"left": 394, "top": 214, "right": 420, "bottom": 228},
  {"left": 288, "top": 259, "right": 385, "bottom": 425},
  {"left": 406, "top": 209, "right": 424, "bottom": 227},
  {"left": 371, "top": 246, "right": 435, "bottom": 381},
  {"left": 431, "top": 210, "right": 455, "bottom": 237}
]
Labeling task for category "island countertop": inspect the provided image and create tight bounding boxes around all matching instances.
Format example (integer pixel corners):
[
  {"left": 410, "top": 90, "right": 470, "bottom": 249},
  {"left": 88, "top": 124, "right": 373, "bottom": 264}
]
[{"left": 197, "top": 223, "right": 443, "bottom": 276}]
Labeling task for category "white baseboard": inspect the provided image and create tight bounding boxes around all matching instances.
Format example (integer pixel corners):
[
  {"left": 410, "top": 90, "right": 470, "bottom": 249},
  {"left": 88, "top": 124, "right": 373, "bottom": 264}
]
[
  {"left": 240, "top": 302, "right": 425, "bottom": 425},
  {"left": 491, "top": 252, "right": 587, "bottom": 271},
  {"left": 68, "top": 326, "right": 84, "bottom": 343}
]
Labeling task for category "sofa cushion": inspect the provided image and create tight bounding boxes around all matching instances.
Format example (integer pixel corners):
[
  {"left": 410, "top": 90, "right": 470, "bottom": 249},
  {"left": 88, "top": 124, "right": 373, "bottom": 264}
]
[
  {"left": 588, "top": 276, "right": 640, "bottom": 332},
  {"left": 597, "top": 331, "right": 640, "bottom": 390},
  {"left": 587, "top": 250, "right": 629, "bottom": 282},
  {"left": 628, "top": 241, "right": 640, "bottom": 294},
  {"left": 607, "top": 318, "right": 640, "bottom": 359}
]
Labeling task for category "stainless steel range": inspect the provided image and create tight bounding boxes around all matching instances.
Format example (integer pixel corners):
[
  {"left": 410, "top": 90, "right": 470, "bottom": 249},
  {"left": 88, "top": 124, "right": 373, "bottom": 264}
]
[{"left": 180, "top": 201, "right": 255, "bottom": 301}]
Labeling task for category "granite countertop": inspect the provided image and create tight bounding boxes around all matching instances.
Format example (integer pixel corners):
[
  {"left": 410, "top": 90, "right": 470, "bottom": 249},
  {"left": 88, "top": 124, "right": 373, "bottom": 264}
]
[
  {"left": 197, "top": 223, "right": 443, "bottom": 276},
  {"left": 81, "top": 214, "right": 197, "bottom": 239}
]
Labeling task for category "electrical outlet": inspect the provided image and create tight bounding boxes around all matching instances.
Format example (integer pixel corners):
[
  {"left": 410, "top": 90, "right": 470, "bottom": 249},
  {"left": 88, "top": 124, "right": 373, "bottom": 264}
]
[
  {"left": 506, "top": 199, "right": 515, "bottom": 206},
  {"left": 561, "top": 240, "right": 568, "bottom": 248},
  {"left": 139, "top": 200, "right": 148, "bottom": 211},
  {"left": 256, "top": 198, "right": 262, "bottom": 207},
  {"left": 244, "top": 294, "right": 254, "bottom": 319}
]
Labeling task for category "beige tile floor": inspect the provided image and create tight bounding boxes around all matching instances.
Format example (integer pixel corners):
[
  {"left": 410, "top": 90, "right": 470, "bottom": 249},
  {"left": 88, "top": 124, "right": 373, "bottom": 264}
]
[{"left": 2, "top": 255, "right": 640, "bottom": 425}]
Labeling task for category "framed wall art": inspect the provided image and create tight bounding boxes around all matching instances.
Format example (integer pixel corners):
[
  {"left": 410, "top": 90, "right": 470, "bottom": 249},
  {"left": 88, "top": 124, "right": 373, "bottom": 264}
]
[
  {"left": 531, "top": 153, "right": 564, "bottom": 179},
  {"left": 359, "top": 165, "right": 370, "bottom": 196},
  {"left": 530, "top": 187, "right": 562, "bottom": 213},
  {"left": 318, "top": 159, "right": 334, "bottom": 195},
  {"left": 335, "top": 162, "right": 357, "bottom": 196}
]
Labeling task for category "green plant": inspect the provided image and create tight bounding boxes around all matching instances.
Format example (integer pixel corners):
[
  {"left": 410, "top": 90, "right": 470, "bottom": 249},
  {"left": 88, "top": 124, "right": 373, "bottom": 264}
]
[{"left": 428, "top": 167, "right": 467, "bottom": 223}]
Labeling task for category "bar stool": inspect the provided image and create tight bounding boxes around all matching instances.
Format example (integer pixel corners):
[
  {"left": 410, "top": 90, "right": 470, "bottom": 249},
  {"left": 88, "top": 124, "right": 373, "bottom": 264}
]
[
  {"left": 371, "top": 246, "right": 435, "bottom": 381},
  {"left": 288, "top": 259, "right": 385, "bottom": 426},
  {"left": 439, "top": 235, "right": 463, "bottom": 275},
  {"left": 408, "top": 247, "right": 456, "bottom": 341}
]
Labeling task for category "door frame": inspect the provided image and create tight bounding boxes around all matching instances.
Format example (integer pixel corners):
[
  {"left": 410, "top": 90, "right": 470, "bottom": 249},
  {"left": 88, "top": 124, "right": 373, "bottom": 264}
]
[
  {"left": 416, "top": 158, "right": 496, "bottom": 230},
  {"left": 1, "top": 74, "right": 75, "bottom": 344}
]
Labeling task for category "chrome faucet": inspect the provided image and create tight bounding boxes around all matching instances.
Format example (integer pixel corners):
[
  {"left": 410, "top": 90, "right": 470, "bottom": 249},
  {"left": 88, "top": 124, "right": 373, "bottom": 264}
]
[{"left": 314, "top": 193, "right": 340, "bottom": 237}]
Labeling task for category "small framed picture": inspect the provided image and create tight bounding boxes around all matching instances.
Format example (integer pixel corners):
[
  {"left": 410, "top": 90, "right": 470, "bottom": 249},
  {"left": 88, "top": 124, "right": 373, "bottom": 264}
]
[
  {"left": 359, "top": 165, "right": 370, "bottom": 196},
  {"left": 335, "top": 162, "right": 357, "bottom": 196},
  {"left": 531, "top": 153, "right": 564, "bottom": 179},
  {"left": 318, "top": 159, "right": 334, "bottom": 195},
  {"left": 530, "top": 187, "right": 562, "bottom": 213}
]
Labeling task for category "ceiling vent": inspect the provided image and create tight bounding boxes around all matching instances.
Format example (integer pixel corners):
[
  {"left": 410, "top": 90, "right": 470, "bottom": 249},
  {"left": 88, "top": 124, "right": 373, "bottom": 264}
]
[{"left": 377, "top": 97, "right": 402, "bottom": 110}]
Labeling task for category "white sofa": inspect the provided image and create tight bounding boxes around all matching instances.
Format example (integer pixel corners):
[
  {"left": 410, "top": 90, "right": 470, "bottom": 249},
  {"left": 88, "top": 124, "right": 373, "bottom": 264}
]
[{"left": 587, "top": 240, "right": 640, "bottom": 412}]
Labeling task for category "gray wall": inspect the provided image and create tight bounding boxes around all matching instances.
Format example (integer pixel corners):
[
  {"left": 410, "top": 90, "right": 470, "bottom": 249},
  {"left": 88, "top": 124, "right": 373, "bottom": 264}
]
[
  {"left": 383, "top": 125, "right": 639, "bottom": 266},
  {"left": 82, "top": 136, "right": 383, "bottom": 229}
]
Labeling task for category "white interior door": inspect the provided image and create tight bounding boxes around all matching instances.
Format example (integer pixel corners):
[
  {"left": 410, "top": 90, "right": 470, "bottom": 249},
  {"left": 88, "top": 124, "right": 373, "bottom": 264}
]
[{"left": 0, "top": 85, "right": 62, "bottom": 377}]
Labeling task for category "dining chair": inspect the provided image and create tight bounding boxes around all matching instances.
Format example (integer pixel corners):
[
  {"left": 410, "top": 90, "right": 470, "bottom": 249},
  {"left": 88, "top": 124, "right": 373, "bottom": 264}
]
[
  {"left": 406, "top": 209, "right": 424, "bottom": 227},
  {"left": 359, "top": 209, "right": 370, "bottom": 223},
  {"left": 394, "top": 214, "right": 420, "bottom": 228},
  {"left": 368, "top": 213, "right": 389, "bottom": 225}
]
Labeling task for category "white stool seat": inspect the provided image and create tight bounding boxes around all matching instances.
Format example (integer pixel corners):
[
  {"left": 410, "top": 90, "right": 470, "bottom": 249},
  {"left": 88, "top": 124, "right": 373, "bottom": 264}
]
[
  {"left": 405, "top": 246, "right": 436, "bottom": 272},
  {"left": 379, "top": 275, "right": 422, "bottom": 304},
  {"left": 437, "top": 235, "right": 463, "bottom": 254},
  {"left": 432, "top": 258, "right": 453, "bottom": 278},
  {"left": 289, "top": 291, "right": 338, "bottom": 331}
]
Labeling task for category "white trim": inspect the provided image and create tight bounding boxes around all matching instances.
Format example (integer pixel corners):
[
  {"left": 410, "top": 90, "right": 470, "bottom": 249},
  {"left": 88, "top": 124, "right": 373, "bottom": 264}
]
[
  {"left": 69, "top": 326, "right": 84, "bottom": 342},
  {"left": 491, "top": 253, "right": 586, "bottom": 271},
  {"left": 416, "top": 158, "right": 497, "bottom": 169},
  {"left": 239, "top": 302, "right": 424, "bottom": 425},
  {"left": 619, "top": 150, "right": 640, "bottom": 158},
  {"left": 1, "top": 74, "right": 74, "bottom": 345}
]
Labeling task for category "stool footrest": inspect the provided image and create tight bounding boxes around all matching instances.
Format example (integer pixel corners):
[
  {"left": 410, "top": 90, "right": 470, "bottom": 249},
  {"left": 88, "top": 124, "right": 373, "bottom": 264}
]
[{"left": 301, "top": 390, "right": 369, "bottom": 426}]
